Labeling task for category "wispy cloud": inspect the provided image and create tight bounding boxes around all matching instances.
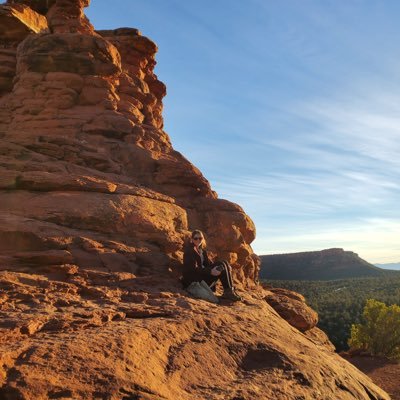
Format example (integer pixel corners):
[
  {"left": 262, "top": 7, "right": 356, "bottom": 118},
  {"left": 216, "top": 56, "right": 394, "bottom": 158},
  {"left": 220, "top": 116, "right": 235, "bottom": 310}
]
[
  {"left": 209, "top": 88, "right": 400, "bottom": 262},
  {"left": 88, "top": 1, "right": 400, "bottom": 263},
  {"left": 294, "top": 94, "right": 400, "bottom": 168}
]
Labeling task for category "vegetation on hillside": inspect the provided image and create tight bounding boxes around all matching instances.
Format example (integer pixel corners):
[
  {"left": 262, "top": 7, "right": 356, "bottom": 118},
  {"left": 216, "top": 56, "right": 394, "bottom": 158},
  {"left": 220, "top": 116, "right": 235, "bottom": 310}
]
[
  {"left": 263, "top": 272, "right": 400, "bottom": 351},
  {"left": 260, "top": 248, "right": 384, "bottom": 280},
  {"left": 349, "top": 299, "right": 400, "bottom": 360}
]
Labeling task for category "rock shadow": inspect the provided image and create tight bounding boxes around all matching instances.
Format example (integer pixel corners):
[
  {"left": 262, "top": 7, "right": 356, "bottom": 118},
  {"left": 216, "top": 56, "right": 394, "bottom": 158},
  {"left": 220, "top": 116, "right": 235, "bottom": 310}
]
[{"left": 241, "top": 345, "right": 290, "bottom": 372}]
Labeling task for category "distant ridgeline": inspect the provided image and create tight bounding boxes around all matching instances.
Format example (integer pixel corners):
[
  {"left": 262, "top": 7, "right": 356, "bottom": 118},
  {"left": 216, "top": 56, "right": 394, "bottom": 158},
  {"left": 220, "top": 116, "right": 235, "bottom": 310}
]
[
  {"left": 375, "top": 262, "right": 400, "bottom": 271},
  {"left": 260, "top": 248, "right": 386, "bottom": 280}
]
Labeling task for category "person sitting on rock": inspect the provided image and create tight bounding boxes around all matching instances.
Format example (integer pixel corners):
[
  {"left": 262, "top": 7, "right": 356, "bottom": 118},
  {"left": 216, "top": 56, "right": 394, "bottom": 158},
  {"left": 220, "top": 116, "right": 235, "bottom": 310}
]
[{"left": 182, "top": 229, "right": 242, "bottom": 302}]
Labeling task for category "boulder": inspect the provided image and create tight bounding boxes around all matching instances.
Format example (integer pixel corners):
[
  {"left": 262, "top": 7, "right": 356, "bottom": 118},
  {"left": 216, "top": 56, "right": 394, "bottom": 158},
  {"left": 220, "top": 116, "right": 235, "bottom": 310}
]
[
  {"left": 264, "top": 287, "right": 319, "bottom": 332},
  {"left": 46, "top": 0, "right": 93, "bottom": 34}
]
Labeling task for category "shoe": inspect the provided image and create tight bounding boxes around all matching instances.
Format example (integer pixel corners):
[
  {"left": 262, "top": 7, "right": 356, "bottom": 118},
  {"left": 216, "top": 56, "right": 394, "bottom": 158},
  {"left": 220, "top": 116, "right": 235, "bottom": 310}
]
[{"left": 221, "top": 289, "right": 242, "bottom": 302}]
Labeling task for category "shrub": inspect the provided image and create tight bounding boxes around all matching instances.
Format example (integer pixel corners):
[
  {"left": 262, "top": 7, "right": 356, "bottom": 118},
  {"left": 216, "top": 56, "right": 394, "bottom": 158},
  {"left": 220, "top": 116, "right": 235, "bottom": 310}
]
[{"left": 348, "top": 299, "right": 400, "bottom": 360}]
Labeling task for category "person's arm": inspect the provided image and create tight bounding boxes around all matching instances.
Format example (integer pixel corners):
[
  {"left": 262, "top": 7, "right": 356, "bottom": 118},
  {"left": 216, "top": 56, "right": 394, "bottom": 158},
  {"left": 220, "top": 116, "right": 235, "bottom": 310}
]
[
  {"left": 183, "top": 247, "right": 200, "bottom": 274},
  {"left": 202, "top": 250, "right": 214, "bottom": 271},
  {"left": 203, "top": 250, "right": 223, "bottom": 276}
]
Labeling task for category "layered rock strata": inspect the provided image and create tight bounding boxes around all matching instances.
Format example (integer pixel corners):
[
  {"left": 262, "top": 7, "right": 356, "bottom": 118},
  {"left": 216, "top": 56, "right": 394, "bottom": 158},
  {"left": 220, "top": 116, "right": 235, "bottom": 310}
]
[
  {"left": 0, "top": 1, "right": 390, "bottom": 399},
  {"left": 0, "top": 0, "right": 258, "bottom": 286}
]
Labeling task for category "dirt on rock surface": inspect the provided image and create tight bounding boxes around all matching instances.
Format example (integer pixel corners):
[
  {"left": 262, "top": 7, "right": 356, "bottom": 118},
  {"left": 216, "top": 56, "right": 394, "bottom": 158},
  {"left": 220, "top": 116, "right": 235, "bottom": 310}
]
[
  {"left": 344, "top": 355, "right": 400, "bottom": 400},
  {"left": 0, "top": 0, "right": 392, "bottom": 399}
]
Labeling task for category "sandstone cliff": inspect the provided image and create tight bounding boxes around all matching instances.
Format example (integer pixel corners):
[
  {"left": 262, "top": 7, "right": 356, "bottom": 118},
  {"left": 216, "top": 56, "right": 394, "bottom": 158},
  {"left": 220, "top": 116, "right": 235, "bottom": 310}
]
[{"left": 0, "top": 1, "right": 390, "bottom": 399}]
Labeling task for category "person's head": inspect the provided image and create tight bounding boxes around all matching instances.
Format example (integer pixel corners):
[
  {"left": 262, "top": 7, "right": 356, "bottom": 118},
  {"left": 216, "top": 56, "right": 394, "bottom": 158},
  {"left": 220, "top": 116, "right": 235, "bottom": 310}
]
[{"left": 191, "top": 229, "right": 206, "bottom": 248}]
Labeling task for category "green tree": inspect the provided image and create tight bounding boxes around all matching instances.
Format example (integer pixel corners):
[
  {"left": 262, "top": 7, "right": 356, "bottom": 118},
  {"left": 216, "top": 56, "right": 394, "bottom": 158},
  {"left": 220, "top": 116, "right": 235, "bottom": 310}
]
[{"left": 348, "top": 299, "right": 400, "bottom": 360}]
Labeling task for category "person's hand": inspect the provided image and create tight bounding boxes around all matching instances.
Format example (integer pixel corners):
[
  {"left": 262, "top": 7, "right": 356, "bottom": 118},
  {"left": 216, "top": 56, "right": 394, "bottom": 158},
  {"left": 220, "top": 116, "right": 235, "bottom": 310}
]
[{"left": 211, "top": 266, "right": 222, "bottom": 276}]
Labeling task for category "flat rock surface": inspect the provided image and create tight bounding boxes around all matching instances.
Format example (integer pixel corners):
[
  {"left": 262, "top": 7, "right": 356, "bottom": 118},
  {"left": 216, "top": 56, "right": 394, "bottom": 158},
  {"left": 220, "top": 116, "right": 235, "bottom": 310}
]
[{"left": 0, "top": 270, "right": 390, "bottom": 399}]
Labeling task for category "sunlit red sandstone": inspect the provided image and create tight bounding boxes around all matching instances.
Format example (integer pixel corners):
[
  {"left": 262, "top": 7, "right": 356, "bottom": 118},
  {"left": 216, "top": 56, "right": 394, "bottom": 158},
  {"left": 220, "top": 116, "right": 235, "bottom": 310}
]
[{"left": 0, "top": 1, "right": 390, "bottom": 399}]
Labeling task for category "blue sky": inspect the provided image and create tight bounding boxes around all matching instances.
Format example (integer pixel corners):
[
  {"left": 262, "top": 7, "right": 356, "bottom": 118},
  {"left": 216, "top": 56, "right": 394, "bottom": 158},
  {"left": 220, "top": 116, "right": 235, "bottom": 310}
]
[{"left": 87, "top": 1, "right": 400, "bottom": 263}]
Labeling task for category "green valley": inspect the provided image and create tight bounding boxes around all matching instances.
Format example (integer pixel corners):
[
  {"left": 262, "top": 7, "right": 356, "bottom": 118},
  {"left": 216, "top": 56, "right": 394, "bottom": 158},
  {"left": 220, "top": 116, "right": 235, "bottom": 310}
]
[{"left": 263, "top": 272, "right": 400, "bottom": 351}]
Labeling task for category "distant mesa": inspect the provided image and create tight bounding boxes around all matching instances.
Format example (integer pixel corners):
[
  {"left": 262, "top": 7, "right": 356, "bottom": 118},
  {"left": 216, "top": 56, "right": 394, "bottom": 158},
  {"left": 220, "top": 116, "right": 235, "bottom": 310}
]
[{"left": 260, "top": 248, "right": 386, "bottom": 280}]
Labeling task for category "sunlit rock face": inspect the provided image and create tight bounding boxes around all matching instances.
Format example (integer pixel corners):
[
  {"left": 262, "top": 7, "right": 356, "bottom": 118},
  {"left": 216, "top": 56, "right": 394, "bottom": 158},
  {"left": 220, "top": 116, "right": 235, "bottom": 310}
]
[
  {"left": 0, "top": 0, "right": 259, "bottom": 287},
  {"left": 0, "top": 2, "right": 390, "bottom": 399}
]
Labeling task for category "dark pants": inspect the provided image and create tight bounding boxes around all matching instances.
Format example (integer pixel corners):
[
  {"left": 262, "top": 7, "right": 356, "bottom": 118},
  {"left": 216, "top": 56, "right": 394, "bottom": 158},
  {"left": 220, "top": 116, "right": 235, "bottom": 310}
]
[{"left": 203, "top": 261, "right": 234, "bottom": 291}]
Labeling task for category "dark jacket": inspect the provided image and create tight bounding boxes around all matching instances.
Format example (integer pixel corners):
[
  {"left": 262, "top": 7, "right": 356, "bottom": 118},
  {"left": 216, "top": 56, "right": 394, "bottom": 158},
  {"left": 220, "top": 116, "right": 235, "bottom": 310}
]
[{"left": 182, "top": 243, "right": 213, "bottom": 288}]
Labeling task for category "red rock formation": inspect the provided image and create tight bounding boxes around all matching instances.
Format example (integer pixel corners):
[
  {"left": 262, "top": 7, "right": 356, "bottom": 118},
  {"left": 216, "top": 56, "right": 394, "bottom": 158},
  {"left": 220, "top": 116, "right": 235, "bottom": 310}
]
[
  {"left": 0, "top": 2, "right": 48, "bottom": 94},
  {"left": 0, "top": 1, "right": 390, "bottom": 399},
  {"left": 264, "top": 288, "right": 318, "bottom": 332},
  {"left": 0, "top": 0, "right": 259, "bottom": 287}
]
